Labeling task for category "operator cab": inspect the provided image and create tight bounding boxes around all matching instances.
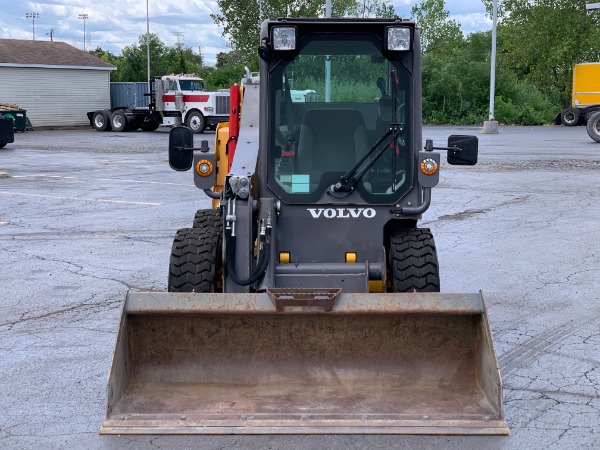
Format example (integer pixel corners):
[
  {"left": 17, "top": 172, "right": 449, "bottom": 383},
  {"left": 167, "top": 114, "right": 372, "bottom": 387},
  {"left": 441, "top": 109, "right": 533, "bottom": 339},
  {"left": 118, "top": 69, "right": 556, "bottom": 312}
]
[{"left": 265, "top": 26, "right": 413, "bottom": 204}]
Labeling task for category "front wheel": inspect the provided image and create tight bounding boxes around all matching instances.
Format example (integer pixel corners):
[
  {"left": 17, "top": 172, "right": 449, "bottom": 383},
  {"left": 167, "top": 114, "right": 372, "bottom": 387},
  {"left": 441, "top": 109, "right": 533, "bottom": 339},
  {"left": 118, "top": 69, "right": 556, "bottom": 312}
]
[
  {"left": 186, "top": 111, "right": 206, "bottom": 134},
  {"left": 387, "top": 228, "right": 440, "bottom": 292},
  {"left": 586, "top": 111, "right": 600, "bottom": 143},
  {"left": 168, "top": 227, "right": 222, "bottom": 292},
  {"left": 140, "top": 119, "right": 160, "bottom": 132}
]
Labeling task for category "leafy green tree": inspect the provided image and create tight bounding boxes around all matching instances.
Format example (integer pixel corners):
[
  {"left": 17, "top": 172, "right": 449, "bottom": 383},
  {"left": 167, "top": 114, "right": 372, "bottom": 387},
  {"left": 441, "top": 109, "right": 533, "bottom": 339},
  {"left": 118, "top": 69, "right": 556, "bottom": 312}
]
[
  {"left": 421, "top": 30, "right": 559, "bottom": 125},
  {"left": 211, "top": 0, "right": 390, "bottom": 68},
  {"left": 89, "top": 47, "right": 122, "bottom": 81},
  {"left": 410, "top": 0, "right": 463, "bottom": 55},
  {"left": 482, "top": 0, "right": 600, "bottom": 105},
  {"left": 347, "top": 0, "right": 396, "bottom": 17},
  {"left": 111, "top": 34, "right": 205, "bottom": 82},
  {"left": 114, "top": 34, "right": 165, "bottom": 82}
]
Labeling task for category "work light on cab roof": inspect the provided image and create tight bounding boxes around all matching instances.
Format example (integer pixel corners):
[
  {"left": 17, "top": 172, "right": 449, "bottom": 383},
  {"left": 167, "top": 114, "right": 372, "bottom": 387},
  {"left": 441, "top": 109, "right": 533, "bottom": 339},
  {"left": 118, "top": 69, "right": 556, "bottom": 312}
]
[
  {"left": 271, "top": 26, "right": 297, "bottom": 50},
  {"left": 386, "top": 27, "right": 411, "bottom": 51}
]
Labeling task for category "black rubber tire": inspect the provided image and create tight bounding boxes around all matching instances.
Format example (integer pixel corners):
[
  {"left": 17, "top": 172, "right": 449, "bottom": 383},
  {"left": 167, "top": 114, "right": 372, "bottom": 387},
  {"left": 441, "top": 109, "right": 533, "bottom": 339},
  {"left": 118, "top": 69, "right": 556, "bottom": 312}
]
[
  {"left": 140, "top": 119, "right": 160, "bottom": 132},
  {"left": 192, "top": 209, "right": 223, "bottom": 230},
  {"left": 168, "top": 227, "right": 222, "bottom": 292},
  {"left": 92, "top": 110, "right": 112, "bottom": 131},
  {"left": 0, "top": 143, "right": 6, "bottom": 149},
  {"left": 561, "top": 108, "right": 581, "bottom": 127},
  {"left": 586, "top": 111, "right": 600, "bottom": 143},
  {"left": 186, "top": 111, "right": 206, "bottom": 134},
  {"left": 111, "top": 110, "right": 129, "bottom": 132},
  {"left": 387, "top": 228, "right": 440, "bottom": 292}
]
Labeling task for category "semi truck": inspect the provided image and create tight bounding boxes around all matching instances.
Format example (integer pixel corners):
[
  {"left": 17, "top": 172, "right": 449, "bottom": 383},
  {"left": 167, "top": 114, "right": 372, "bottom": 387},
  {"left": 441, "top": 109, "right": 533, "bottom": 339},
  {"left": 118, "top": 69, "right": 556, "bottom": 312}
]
[
  {"left": 558, "top": 62, "right": 600, "bottom": 126},
  {"left": 87, "top": 74, "right": 230, "bottom": 133}
]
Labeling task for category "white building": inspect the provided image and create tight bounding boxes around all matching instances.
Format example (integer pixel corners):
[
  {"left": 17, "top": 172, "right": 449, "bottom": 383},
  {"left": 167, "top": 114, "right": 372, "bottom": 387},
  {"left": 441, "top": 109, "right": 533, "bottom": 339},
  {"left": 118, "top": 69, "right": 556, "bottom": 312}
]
[{"left": 0, "top": 39, "right": 116, "bottom": 127}]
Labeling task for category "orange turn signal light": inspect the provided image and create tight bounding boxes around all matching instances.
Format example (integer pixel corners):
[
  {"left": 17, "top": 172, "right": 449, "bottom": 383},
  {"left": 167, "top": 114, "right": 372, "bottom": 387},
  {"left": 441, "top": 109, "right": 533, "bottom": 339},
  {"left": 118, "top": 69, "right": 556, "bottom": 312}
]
[
  {"left": 196, "top": 159, "right": 213, "bottom": 177},
  {"left": 420, "top": 158, "right": 438, "bottom": 175}
]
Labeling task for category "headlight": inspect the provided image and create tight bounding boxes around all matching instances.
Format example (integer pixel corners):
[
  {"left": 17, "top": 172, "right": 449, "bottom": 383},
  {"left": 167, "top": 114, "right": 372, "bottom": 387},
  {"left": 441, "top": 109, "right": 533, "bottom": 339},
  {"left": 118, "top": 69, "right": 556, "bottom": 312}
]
[
  {"left": 271, "top": 26, "right": 297, "bottom": 51},
  {"left": 385, "top": 27, "right": 411, "bottom": 51}
]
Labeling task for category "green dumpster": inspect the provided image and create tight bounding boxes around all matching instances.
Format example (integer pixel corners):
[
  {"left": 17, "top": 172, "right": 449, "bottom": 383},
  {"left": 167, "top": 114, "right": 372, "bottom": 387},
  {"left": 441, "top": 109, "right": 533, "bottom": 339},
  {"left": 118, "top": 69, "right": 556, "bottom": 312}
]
[{"left": 1, "top": 110, "right": 27, "bottom": 131}]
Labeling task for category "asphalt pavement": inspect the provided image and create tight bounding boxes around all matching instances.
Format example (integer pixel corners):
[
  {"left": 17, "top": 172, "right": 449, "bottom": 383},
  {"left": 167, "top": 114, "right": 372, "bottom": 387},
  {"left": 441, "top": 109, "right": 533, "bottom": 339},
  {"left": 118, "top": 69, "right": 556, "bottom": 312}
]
[{"left": 0, "top": 125, "right": 599, "bottom": 449}]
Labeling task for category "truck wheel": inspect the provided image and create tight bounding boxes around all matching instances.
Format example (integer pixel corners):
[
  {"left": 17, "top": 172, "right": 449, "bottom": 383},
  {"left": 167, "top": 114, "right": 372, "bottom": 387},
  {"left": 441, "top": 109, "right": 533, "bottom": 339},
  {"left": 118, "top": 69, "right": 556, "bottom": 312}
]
[
  {"left": 111, "top": 110, "right": 129, "bottom": 132},
  {"left": 193, "top": 209, "right": 223, "bottom": 230},
  {"left": 187, "top": 111, "right": 206, "bottom": 134},
  {"left": 168, "top": 227, "right": 222, "bottom": 292},
  {"left": 387, "top": 228, "right": 440, "bottom": 292},
  {"left": 140, "top": 119, "right": 160, "bottom": 132},
  {"left": 0, "top": 143, "right": 6, "bottom": 149},
  {"left": 586, "top": 111, "right": 600, "bottom": 143},
  {"left": 561, "top": 108, "right": 580, "bottom": 126},
  {"left": 92, "top": 110, "right": 112, "bottom": 131}
]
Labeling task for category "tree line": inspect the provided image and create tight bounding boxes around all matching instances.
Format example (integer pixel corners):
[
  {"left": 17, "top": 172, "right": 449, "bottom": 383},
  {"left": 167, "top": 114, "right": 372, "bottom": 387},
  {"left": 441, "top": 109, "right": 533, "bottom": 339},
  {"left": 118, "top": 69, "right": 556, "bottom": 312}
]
[{"left": 91, "top": 0, "right": 600, "bottom": 125}]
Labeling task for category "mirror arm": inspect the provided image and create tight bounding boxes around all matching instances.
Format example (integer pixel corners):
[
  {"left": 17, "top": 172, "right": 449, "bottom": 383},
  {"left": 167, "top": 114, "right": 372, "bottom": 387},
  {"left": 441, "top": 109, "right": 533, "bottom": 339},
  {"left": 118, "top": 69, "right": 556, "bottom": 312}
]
[{"left": 424, "top": 139, "right": 461, "bottom": 152}]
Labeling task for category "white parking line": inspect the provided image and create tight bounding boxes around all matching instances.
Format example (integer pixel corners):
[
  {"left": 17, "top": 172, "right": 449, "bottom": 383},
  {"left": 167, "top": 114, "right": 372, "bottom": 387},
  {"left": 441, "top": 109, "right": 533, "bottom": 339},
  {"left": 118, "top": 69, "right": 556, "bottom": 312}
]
[
  {"left": 0, "top": 191, "right": 161, "bottom": 206},
  {"left": 9, "top": 174, "right": 192, "bottom": 186}
]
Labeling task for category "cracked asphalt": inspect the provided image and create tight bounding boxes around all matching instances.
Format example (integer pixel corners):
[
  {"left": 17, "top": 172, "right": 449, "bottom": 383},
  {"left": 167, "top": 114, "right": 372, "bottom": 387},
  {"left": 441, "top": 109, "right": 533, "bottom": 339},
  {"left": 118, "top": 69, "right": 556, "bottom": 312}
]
[{"left": 0, "top": 125, "right": 599, "bottom": 449}]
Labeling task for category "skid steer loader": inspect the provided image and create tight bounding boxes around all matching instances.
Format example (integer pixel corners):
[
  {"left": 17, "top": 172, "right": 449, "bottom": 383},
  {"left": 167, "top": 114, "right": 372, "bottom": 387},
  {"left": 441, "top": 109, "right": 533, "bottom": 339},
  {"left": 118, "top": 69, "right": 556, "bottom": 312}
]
[{"left": 101, "top": 18, "right": 508, "bottom": 435}]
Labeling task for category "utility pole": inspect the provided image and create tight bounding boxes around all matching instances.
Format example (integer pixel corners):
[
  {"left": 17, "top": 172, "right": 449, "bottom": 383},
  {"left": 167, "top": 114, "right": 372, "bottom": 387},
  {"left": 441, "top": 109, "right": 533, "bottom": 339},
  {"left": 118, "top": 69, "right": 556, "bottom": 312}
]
[
  {"left": 173, "top": 32, "right": 185, "bottom": 46},
  {"left": 25, "top": 12, "right": 39, "bottom": 40},
  {"left": 325, "top": 0, "right": 332, "bottom": 102},
  {"left": 146, "top": 0, "right": 151, "bottom": 91},
  {"left": 483, "top": 0, "right": 499, "bottom": 134},
  {"left": 78, "top": 14, "right": 89, "bottom": 52},
  {"left": 47, "top": 29, "right": 54, "bottom": 42}
]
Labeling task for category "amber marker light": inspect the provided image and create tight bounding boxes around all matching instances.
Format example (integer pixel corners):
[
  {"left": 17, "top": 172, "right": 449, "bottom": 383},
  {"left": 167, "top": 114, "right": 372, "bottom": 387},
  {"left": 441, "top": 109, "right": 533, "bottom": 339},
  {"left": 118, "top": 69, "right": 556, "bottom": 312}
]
[
  {"left": 420, "top": 158, "right": 438, "bottom": 175},
  {"left": 345, "top": 252, "right": 357, "bottom": 263},
  {"left": 196, "top": 159, "right": 213, "bottom": 177},
  {"left": 279, "top": 252, "right": 290, "bottom": 264}
]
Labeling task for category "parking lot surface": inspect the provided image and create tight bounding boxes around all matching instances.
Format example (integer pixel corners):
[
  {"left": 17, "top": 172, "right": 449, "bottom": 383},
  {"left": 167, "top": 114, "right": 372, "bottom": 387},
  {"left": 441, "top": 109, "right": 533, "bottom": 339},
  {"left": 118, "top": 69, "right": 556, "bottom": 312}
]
[{"left": 0, "top": 125, "right": 599, "bottom": 449}]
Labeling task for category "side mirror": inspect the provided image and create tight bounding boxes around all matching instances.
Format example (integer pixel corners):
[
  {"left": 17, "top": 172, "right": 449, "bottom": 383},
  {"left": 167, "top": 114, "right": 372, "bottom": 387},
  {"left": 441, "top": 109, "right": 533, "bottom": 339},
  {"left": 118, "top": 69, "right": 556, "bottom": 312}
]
[
  {"left": 169, "top": 126, "right": 194, "bottom": 171},
  {"left": 447, "top": 135, "right": 478, "bottom": 165}
]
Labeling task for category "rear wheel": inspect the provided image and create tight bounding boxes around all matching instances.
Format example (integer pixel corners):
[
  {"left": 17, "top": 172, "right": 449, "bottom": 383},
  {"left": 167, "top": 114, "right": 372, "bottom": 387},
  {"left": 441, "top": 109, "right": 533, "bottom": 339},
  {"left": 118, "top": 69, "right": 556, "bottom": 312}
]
[
  {"left": 92, "top": 110, "right": 112, "bottom": 131},
  {"left": 111, "top": 110, "right": 128, "bottom": 132},
  {"left": 561, "top": 108, "right": 580, "bottom": 126},
  {"left": 187, "top": 111, "right": 206, "bottom": 134},
  {"left": 193, "top": 209, "right": 222, "bottom": 230},
  {"left": 0, "top": 143, "right": 6, "bottom": 149},
  {"left": 586, "top": 111, "right": 600, "bottom": 143},
  {"left": 168, "top": 227, "right": 222, "bottom": 292},
  {"left": 387, "top": 228, "right": 440, "bottom": 292}
]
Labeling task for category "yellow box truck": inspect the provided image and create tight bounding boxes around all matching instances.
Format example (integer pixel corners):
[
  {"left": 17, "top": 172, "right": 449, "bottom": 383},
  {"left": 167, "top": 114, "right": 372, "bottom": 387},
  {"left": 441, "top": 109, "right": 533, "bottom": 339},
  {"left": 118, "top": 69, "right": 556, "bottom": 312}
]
[{"left": 559, "top": 62, "right": 600, "bottom": 126}]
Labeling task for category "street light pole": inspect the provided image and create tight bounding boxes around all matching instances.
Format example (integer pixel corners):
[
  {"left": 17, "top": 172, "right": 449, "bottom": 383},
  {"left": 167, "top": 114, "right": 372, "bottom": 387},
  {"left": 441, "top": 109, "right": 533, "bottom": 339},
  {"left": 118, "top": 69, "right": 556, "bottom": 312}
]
[
  {"left": 325, "top": 0, "right": 332, "bottom": 102},
  {"left": 146, "top": 0, "right": 151, "bottom": 94},
  {"left": 78, "top": 14, "right": 89, "bottom": 52},
  {"left": 483, "top": 0, "right": 499, "bottom": 134},
  {"left": 25, "top": 13, "right": 39, "bottom": 40}
]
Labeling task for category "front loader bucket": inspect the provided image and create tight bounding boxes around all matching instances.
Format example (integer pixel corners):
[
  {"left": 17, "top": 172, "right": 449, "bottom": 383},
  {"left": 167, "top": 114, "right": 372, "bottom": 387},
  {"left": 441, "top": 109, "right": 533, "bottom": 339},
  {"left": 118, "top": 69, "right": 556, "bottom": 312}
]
[{"left": 101, "top": 290, "right": 508, "bottom": 435}]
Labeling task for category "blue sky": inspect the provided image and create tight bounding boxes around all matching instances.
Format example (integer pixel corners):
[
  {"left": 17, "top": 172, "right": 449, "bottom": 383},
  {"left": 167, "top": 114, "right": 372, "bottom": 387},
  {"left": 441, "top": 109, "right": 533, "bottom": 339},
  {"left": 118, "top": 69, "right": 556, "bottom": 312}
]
[{"left": 0, "top": 1, "right": 490, "bottom": 65}]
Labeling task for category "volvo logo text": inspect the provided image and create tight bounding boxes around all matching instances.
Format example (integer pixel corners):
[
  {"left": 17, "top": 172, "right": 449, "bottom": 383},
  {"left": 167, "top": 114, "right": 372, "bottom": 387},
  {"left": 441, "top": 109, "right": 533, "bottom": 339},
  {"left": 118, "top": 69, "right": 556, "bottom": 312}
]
[{"left": 307, "top": 208, "right": 376, "bottom": 219}]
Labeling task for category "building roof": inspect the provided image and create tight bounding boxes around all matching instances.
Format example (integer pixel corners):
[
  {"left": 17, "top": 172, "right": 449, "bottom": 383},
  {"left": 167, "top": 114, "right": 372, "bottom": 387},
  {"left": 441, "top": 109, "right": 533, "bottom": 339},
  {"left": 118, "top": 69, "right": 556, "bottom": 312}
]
[{"left": 0, "top": 39, "right": 116, "bottom": 71}]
